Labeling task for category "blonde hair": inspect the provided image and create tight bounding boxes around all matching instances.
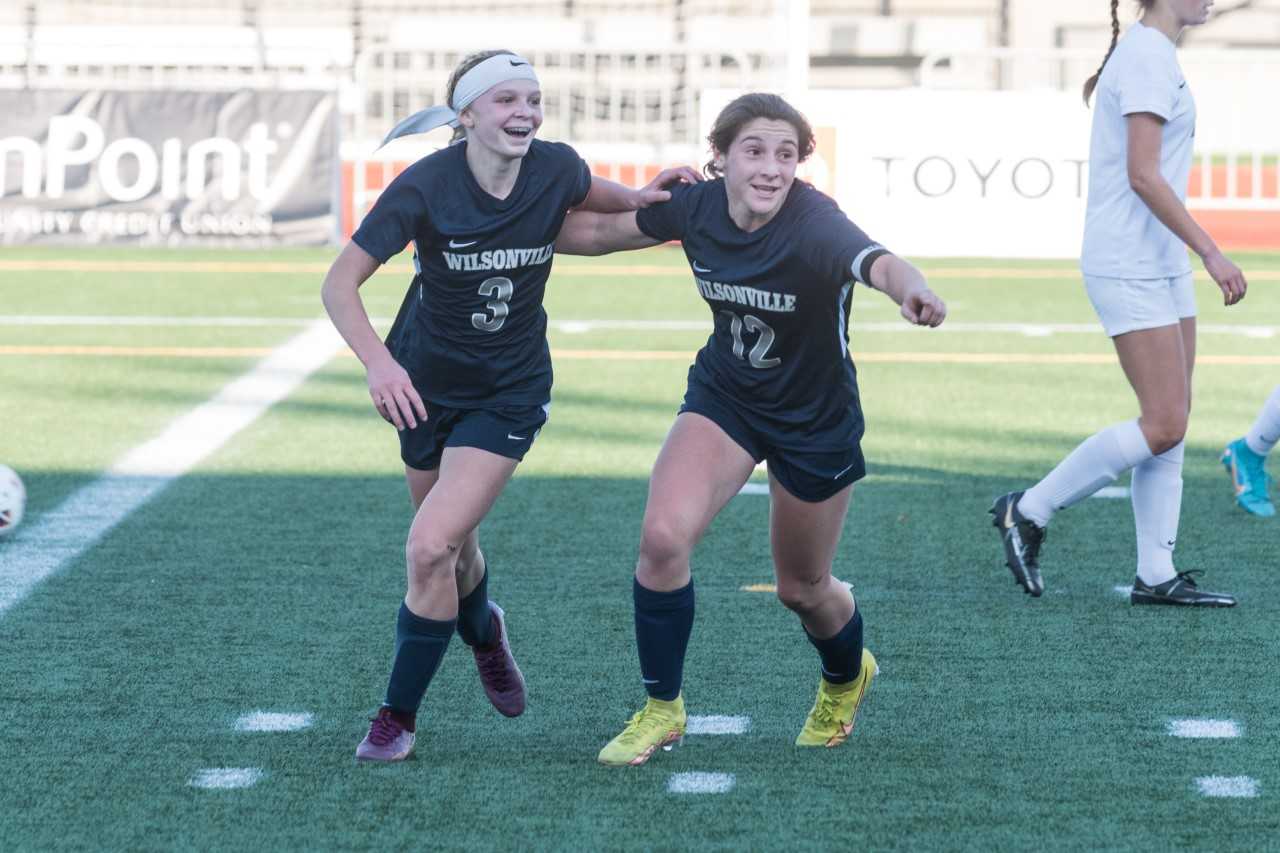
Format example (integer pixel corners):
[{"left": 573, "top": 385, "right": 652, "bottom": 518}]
[{"left": 445, "top": 49, "right": 517, "bottom": 141}]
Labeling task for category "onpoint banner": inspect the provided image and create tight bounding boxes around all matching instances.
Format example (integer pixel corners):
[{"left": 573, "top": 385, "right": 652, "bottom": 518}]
[{"left": 0, "top": 89, "right": 337, "bottom": 246}]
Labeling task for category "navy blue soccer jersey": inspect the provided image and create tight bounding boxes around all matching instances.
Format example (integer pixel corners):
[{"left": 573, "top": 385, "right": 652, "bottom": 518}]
[
  {"left": 352, "top": 139, "right": 592, "bottom": 407},
  {"left": 635, "top": 179, "right": 889, "bottom": 450}
]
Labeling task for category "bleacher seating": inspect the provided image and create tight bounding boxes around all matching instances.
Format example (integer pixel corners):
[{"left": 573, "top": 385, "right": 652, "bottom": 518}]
[{"left": 5, "top": 0, "right": 1280, "bottom": 148}]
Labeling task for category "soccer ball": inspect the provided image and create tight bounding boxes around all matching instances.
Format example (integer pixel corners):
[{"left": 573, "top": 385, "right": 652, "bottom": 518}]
[{"left": 0, "top": 465, "right": 25, "bottom": 537}]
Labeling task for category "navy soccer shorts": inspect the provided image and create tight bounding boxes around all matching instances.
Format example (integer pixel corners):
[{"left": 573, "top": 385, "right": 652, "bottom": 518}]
[
  {"left": 679, "top": 379, "right": 865, "bottom": 503},
  {"left": 398, "top": 402, "right": 549, "bottom": 471}
]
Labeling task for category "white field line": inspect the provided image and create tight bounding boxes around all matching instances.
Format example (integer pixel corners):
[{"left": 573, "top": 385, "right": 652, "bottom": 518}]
[
  {"left": 234, "top": 711, "right": 315, "bottom": 733},
  {"left": 1195, "top": 776, "right": 1259, "bottom": 798},
  {"left": 5, "top": 315, "right": 1278, "bottom": 339},
  {"left": 667, "top": 772, "right": 736, "bottom": 794},
  {"left": 0, "top": 321, "right": 344, "bottom": 618},
  {"left": 687, "top": 715, "right": 751, "bottom": 735},
  {"left": 737, "top": 483, "right": 769, "bottom": 496},
  {"left": 189, "top": 768, "right": 265, "bottom": 790},
  {"left": 1092, "top": 486, "right": 1130, "bottom": 499},
  {"left": 1169, "top": 719, "right": 1241, "bottom": 739},
  {"left": 1114, "top": 585, "right": 1134, "bottom": 597}
]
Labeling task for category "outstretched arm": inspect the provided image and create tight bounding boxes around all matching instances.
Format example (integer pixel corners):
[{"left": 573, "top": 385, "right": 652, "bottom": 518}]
[
  {"left": 555, "top": 210, "right": 662, "bottom": 256},
  {"left": 1127, "top": 112, "right": 1246, "bottom": 306},
  {"left": 320, "top": 241, "right": 427, "bottom": 430},
  {"left": 867, "top": 254, "right": 946, "bottom": 327},
  {"left": 576, "top": 166, "right": 702, "bottom": 213}
]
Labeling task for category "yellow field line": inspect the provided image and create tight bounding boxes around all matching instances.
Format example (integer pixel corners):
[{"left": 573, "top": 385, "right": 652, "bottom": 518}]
[
  {"left": 4, "top": 344, "right": 1279, "bottom": 366},
  {"left": 2, "top": 259, "right": 1278, "bottom": 280},
  {"left": 0, "top": 345, "right": 278, "bottom": 357},
  {"left": 740, "top": 584, "right": 777, "bottom": 593}
]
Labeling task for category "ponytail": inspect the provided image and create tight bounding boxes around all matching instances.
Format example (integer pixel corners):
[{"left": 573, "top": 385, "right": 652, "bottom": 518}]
[{"left": 1082, "top": 0, "right": 1122, "bottom": 106}]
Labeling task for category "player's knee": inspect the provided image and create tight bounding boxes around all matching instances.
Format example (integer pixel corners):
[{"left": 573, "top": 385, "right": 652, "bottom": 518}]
[
  {"left": 405, "top": 533, "right": 459, "bottom": 583},
  {"left": 453, "top": 545, "right": 483, "bottom": 579},
  {"left": 638, "top": 517, "right": 692, "bottom": 568},
  {"left": 775, "top": 579, "right": 823, "bottom": 616},
  {"left": 1144, "top": 415, "right": 1187, "bottom": 455}
]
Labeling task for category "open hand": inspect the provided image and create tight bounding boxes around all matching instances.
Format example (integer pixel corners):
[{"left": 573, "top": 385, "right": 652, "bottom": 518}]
[
  {"left": 366, "top": 354, "right": 427, "bottom": 431},
  {"left": 635, "top": 165, "right": 703, "bottom": 207},
  {"left": 1203, "top": 249, "right": 1247, "bottom": 306}
]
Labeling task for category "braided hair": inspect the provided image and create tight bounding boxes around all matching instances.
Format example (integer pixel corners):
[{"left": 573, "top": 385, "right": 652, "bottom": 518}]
[{"left": 1083, "top": 0, "right": 1157, "bottom": 106}]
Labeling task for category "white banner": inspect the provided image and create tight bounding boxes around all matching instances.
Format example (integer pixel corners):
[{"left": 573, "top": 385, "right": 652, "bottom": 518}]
[{"left": 704, "top": 89, "right": 1093, "bottom": 259}]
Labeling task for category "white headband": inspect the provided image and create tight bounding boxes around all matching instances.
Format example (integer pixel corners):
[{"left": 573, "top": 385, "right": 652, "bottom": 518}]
[{"left": 378, "top": 54, "right": 539, "bottom": 149}]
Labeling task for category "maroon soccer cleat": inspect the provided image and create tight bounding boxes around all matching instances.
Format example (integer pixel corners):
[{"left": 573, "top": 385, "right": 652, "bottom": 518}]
[
  {"left": 473, "top": 602, "right": 526, "bottom": 717},
  {"left": 355, "top": 707, "right": 415, "bottom": 762}
]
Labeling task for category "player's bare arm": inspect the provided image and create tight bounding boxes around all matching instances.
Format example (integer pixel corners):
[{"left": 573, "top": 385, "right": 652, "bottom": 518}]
[
  {"left": 555, "top": 210, "right": 661, "bottom": 256},
  {"left": 320, "top": 240, "right": 427, "bottom": 431},
  {"left": 866, "top": 253, "right": 946, "bottom": 327},
  {"left": 576, "top": 166, "right": 701, "bottom": 212},
  {"left": 1127, "top": 112, "right": 1246, "bottom": 305}
]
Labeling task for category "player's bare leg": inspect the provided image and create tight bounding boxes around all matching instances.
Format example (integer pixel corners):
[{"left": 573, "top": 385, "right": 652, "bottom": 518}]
[
  {"left": 358, "top": 449, "right": 518, "bottom": 762},
  {"left": 770, "top": 480, "right": 876, "bottom": 747},
  {"left": 599, "top": 413, "right": 755, "bottom": 766}
]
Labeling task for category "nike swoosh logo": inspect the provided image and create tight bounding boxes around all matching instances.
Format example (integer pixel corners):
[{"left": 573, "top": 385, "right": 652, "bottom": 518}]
[
  {"left": 509, "top": 59, "right": 529, "bottom": 66},
  {"left": 507, "top": 433, "right": 526, "bottom": 440},
  {"left": 449, "top": 239, "right": 477, "bottom": 248},
  {"left": 832, "top": 463, "right": 855, "bottom": 480},
  {"left": 642, "top": 678, "right": 660, "bottom": 684},
  {"left": 1178, "top": 81, "right": 1187, "bottom": 88},
  {"left": 692, "top": 262, "right": 711, "bottom": 273}
]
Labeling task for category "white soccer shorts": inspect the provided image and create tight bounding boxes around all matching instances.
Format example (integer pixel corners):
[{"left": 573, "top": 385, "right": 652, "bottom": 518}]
[{"left": 1083, "top": 272, "right": 1197, "bottom": 338}]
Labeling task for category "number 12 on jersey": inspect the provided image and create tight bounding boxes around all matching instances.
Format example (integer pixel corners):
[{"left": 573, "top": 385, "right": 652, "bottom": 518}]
[{"left": 721, "top": 310, "right": 780, "bottom": 368}]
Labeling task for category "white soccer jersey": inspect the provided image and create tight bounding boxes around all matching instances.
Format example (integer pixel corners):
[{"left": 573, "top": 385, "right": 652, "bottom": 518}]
[{"left": 1080, "top": 23, "right": 1196, "bottom": 278}]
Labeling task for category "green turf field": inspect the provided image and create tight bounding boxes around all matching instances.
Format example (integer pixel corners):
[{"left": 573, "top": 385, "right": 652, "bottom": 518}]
[{"left": 1, "top": 247, "right": 1277, "bottom": 850}]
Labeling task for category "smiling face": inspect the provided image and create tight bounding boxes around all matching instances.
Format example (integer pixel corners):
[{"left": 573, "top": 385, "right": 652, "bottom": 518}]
[
  {"left": 458, "top": 79, "right": 543, "bottom": 159},
  {"left": 716, "top": 118, "right": 800, "bottom": 231}
]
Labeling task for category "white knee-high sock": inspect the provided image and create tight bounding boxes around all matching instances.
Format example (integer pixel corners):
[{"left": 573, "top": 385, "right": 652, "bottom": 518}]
[
  {"left": 1131, "top": 441, "right": 1183, "bottom": 587},
  {"left": 1018, "top": 419, "right": 1152, "bottom": 527},
  {"left": 1244, "top": 385, "right": 1280, "bottom": 456}
]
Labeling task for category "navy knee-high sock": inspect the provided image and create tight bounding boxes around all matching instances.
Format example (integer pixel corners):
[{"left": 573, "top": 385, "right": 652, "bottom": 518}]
[
  {"left": 384, "top": 602, "right": 455, "bottom": 722},
  {"left": 633, "top": 578, "right": 695, "bottom": 701},
  {"left": 456, "top": 565, "right": 494, "bottom": 648},
  {"left": 804, "top": 607, "right": 863, "bottom": 685}
]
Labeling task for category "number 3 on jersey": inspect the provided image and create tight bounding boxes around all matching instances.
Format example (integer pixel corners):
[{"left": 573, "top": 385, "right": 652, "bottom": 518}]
[
  {"left": 472, "top": 276, "right": 514, "bottom": 332},
  {"left": 722, "top": 310, "right": 781, "bottom": 368}
]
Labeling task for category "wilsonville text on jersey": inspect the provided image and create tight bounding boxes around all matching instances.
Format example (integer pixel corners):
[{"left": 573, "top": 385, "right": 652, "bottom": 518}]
[
  {"left": 694, "top": 277, "right": 799, "bottom": 313},
  {"left": 441, "top": 242, "right": 556, "bottom": 272}
]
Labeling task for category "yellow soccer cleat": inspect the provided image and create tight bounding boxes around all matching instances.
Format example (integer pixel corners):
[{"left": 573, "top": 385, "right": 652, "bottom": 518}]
[
  {"left": 795, "top": 648, "right": 878, "bottom": 748},
  {"left": 597, "top": 695, "right": 686, "bottom": 766}
]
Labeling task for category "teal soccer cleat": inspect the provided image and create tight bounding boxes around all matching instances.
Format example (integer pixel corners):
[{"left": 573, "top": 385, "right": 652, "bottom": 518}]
[{"left": 1222, "top": 438, "right": 1275, "bottom": 517}]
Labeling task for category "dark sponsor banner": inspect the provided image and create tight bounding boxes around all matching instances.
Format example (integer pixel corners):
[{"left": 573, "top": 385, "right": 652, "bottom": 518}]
[{"left": 0, "top": 89, "right": 337, "bottom": 246}]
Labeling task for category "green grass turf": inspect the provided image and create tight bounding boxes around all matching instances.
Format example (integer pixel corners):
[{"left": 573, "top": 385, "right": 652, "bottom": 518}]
[{"left": 1, "top": 247, "right": 1278, "bottom": 850}]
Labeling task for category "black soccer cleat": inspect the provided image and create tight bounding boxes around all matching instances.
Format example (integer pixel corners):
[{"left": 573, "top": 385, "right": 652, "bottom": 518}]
[
  {"left": 1130, "top": 571, "right": 1236, "bottom": 608},
  {"left": 989, "top": 491, "right": 1046, "bottom": 597}
]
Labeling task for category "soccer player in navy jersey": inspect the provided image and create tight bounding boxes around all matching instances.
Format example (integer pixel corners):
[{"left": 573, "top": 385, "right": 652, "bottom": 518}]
[
  {"left": 555, "top": 92, "right": 946, "bottom": 764},
  {"left": 321, "top": 49, "right": 696, "bottom": 763}
]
